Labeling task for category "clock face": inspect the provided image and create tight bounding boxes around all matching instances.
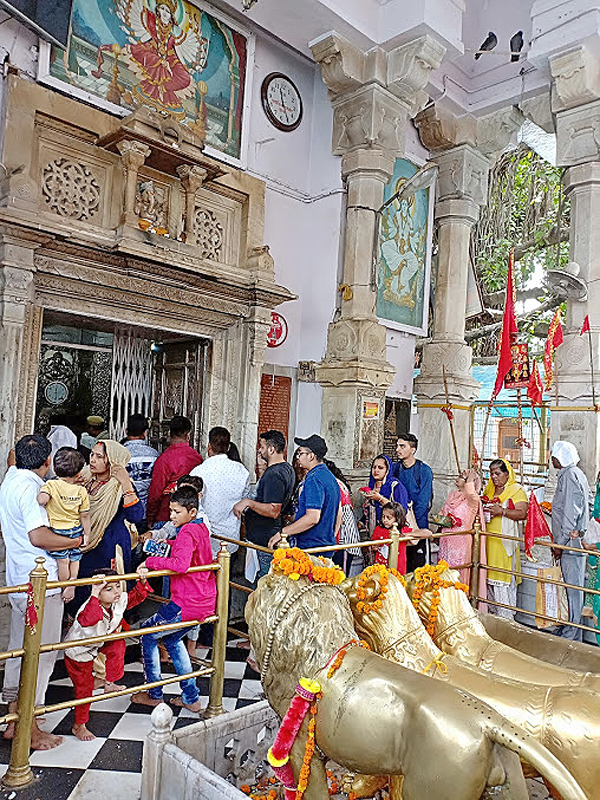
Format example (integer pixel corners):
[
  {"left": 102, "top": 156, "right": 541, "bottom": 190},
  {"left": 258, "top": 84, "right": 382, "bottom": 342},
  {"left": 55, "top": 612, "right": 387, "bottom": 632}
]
[
  {"left": 261, "top": 73, "right": 303, "bottom": 132},
  {"left": 45, "top": 381, "right": 69, "bottom": 406}
]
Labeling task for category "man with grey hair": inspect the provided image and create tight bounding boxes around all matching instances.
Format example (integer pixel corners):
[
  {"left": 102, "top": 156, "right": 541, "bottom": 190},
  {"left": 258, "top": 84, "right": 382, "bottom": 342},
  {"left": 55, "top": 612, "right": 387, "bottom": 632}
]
[{"left": 551, "top": 440, "right": 590, "bottom": 642}]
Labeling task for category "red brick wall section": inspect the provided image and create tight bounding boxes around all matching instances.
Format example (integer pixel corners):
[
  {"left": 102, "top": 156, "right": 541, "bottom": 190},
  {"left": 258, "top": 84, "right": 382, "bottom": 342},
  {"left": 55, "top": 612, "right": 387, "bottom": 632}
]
[{"left": 258, "top": 375, "right": 292, "bottom": 451}]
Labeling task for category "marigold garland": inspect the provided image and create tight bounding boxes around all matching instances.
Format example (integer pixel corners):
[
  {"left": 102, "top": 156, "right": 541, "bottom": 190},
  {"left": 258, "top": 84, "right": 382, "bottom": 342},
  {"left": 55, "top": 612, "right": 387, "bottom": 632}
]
[
  {"left": 411, "top": 561, "right": 469, "bottom": 636},
  {"left": 326, "top": 639, "right": 370, "bottom": 678},
  {"left": 272, "top": 548, "right": 345, "bottom": 585},
  {"left": 355, "top": 563, "right": 406, "bottom": 615}
]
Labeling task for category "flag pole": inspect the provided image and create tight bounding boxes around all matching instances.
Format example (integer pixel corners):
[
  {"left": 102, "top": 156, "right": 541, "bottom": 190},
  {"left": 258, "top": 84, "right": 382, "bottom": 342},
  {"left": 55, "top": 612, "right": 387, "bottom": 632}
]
[
  {"left": 587, "top": 325, "right": 597, "bottom": 409},
  {"left": 442, "top": 365, "right": 461, "bottom": 473}
]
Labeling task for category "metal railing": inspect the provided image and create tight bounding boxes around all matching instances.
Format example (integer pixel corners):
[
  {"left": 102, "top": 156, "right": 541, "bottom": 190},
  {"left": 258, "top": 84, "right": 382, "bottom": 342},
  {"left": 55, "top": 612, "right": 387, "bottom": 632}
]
[{"left": 0, "top": 542, "right": 231, "bottom": 790}]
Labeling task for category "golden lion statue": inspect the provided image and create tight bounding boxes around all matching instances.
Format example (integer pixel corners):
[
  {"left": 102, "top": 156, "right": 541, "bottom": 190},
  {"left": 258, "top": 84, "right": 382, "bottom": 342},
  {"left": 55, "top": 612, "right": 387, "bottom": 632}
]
[
  {"left": 344, "top": 565, "right": 600, "bottom": 800},
  {"left": 245, "top": 555, "right": 586, "bottom": 800},
  {"left": 480, "top": 611, "right": 600, "bottom": 673}
]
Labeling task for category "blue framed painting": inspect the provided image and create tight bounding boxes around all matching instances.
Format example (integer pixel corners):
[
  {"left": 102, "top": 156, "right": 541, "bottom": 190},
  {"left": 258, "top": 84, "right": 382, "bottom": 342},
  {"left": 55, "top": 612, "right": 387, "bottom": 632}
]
[
  {"left": 377, "top": 158, "right": 434, "bottom": 336},
  {"left": 38, "top": 0, "right": 253, "bottom": 165}
]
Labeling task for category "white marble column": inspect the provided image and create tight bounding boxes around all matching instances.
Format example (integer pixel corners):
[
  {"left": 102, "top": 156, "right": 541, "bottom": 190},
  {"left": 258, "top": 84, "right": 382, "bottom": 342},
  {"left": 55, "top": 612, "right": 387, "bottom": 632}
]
[
  {"left": 311, "top": 32, "right": 445, "bottom": 471},
  {"left": 0, "top": 239, "right": 38, "bottom": 473},
  {"left": 548, "top": 47, "right": 600, "bottom": 477}
]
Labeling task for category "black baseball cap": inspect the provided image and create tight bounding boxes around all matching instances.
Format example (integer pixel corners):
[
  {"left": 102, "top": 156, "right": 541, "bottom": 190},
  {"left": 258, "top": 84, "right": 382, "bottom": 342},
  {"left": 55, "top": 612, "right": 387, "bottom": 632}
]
[{"left": 294, "top": 434, "right": 327, "bottom": 459}]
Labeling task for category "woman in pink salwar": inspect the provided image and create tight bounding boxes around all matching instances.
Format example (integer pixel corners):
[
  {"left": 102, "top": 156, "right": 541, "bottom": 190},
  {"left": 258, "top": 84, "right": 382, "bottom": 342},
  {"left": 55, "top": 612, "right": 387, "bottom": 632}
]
[{"left": 438, "top": 469, "right": 485, "bottom": 584}]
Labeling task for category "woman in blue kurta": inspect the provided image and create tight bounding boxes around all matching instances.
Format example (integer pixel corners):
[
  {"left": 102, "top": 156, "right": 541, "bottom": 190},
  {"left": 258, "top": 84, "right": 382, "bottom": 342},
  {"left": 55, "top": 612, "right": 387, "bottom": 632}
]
[
  {"left": 361, "top": 453, "right": 409, "bottom": 538},
  {"left": 76, "top": 440, "right": 143, "bottom": 596}
]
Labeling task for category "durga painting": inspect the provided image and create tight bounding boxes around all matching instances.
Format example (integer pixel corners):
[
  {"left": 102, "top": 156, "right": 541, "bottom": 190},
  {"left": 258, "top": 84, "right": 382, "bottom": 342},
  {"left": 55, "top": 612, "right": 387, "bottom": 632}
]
[
  {"left": 45, "top": 0, "right": 249, "bottom": 158},
  {"left": 94, "top": 0, "right": 208, "bottom": 117}
]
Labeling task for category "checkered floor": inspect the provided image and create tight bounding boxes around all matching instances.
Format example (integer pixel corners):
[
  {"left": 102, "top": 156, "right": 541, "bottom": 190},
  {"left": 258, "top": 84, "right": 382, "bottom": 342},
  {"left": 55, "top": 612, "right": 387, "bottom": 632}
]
[{"left": 0, "top": 637, "right": 263, "bottom": 800}]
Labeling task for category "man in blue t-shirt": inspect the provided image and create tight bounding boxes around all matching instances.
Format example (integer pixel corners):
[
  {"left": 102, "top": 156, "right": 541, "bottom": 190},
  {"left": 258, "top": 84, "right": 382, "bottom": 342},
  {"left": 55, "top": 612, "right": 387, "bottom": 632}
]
[
  {"left": 268, "top": 434, "right": 340, "bottom": 557},
  {"left": 392, "top": 432, "right": 433, "bottom": 571}
]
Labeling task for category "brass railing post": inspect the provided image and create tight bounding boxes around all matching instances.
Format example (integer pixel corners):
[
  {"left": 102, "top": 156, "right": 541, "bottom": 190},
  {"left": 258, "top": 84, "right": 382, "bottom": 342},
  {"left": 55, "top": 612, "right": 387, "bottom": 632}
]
[
  {"left": 279, "top": 530, "right": 290, "bottom": 549},
  {"left": 470, "top": 517, "right": 482, "bottom": 608},
  {"left": 2, "top": 558, "right": 48, "bottom": 789},
  {"left": 205, "top": 543, "right": 230, "bottom": 718},
  {"left": 389, "top": 524, "right": 400, "bottom": 571}
]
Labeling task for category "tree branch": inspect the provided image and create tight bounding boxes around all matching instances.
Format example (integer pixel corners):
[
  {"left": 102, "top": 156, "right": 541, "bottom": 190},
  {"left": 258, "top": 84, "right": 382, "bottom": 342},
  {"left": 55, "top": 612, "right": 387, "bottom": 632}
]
[{"left": 464, "top": 296, "right": 562, "bottom": 343}]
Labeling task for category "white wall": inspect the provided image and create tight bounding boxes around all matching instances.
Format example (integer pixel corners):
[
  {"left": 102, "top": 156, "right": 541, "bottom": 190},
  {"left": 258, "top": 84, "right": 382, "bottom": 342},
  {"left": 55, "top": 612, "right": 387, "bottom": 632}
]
[{"left": 245, "top": 32, "right": 344, "bottom": 440}]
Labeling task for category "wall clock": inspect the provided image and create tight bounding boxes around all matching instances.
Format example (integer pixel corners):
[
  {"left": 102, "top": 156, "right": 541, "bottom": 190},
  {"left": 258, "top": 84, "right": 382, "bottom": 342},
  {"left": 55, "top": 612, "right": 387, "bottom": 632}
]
[{"left": 261, "top": 72, "right": 303, "bottom": 132}]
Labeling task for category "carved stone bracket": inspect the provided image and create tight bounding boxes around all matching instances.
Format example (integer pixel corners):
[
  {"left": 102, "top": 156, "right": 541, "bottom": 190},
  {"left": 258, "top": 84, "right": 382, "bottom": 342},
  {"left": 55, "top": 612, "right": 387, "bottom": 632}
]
[
  {"left": 312, "top": 31, "right": 445, "bottom": 157},
  {"left": 434, "top": 144, "right": 490, "bottom": 206},
  {"left": 555, "top": 98, "right": 600, "bottom": 166},
  {"left": 117, "top": 140, "right": 151, "bottom": 227},
  {"left": 550, "top": 45, "right": 600, "bottom": 113},
  {"left": 519, "top": 92, "right": 555, "bottom": 134},
  {"left": 476, "top": 107, "right": 525, "bottom": 159},
  {"left": 246, "top": 245, "right": 276, "bottom": 282}
]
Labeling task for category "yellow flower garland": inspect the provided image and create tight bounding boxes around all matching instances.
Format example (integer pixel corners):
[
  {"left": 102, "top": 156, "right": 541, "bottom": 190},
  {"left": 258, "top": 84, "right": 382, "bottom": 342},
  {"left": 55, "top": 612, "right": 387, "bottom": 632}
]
[
  {"left": 272, "top": 548, "right": 346, "bottom": 585},
  {"left": 355, "top": 563, "right": 406, "bottom": 615},
  {"left": 411, "top": 561, "right": 469, "bottom": 636}
]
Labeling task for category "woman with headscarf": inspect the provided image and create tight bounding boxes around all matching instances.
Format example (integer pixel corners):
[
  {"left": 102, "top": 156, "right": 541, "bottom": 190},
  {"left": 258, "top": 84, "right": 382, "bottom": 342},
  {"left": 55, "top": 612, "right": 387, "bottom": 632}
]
[
  {"left": 438, "top": 468, "right": 485, "bottom": 584},
  {"left": 482, "top": 458, "right": 528, "bottom": 619},
  {"left": 361, "top": 454, "right": 409, "bottom": 539},
  {"left": 79, "top": 440, "right": 144, "bottom": 580},
  {"left": 551, "top": 441, "right": 590, "bottom": 642}
]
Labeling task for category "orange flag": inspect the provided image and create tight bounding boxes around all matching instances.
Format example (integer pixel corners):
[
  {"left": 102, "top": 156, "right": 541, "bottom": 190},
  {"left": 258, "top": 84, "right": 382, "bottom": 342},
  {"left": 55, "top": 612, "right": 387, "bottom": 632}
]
[
  {"left": 544, "top": 309, "right": 564, "bottom": 390},
  {"left": 493, "top": 249, "right": 518, "bottom": 398},
  {"left": 524, "top": 492, "right": 552, "bottom": 559},
  {"left": 527, "top": 359, "right": 544, "bottom": 406}
]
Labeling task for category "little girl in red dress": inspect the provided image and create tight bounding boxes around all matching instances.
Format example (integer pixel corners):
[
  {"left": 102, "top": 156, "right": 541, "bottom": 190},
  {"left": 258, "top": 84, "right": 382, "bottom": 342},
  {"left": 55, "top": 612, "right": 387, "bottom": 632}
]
[{"left": 372, "top": 502, "right": 409, "bottom": 573}]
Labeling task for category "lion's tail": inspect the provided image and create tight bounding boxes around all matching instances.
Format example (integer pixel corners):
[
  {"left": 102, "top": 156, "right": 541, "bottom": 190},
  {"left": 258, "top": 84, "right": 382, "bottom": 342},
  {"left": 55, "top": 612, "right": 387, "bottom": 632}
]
[{"left": 485, "top": 719, "right": 587, "bottom": 800}]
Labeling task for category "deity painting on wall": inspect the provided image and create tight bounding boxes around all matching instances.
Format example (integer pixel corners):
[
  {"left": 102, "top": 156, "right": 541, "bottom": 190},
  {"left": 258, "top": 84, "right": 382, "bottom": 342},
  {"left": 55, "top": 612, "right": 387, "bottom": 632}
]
[
  {"left": 37, "top": 0, "right": 252, "bottom": 164},
  {"left": 377, "top": 158, "right": 434, "bottom": 336}
]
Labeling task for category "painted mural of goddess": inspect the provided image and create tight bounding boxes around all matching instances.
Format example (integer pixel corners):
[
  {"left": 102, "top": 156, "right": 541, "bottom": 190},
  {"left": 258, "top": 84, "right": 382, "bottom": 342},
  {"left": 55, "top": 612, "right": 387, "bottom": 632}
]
[{"left": 114, "top": 0, "right": 209, "bottom": 116}]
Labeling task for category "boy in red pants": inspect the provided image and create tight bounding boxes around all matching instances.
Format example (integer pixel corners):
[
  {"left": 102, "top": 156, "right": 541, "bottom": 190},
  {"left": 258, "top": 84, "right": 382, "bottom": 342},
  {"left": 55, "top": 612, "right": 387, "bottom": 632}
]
[{"left": 64, "top": 565, "right": 151, "bottom": 740}]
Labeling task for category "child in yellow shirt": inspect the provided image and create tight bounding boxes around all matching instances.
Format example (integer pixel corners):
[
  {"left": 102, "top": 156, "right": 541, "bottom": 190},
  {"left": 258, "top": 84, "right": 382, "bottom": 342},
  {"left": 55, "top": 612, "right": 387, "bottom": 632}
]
[{"left": 38, "top": 447, "right": 91, "bottom": 602}]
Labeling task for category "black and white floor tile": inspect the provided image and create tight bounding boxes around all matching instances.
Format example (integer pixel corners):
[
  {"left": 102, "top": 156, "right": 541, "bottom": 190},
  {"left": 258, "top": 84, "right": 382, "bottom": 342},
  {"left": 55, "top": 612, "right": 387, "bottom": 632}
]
[{"left": 0, "top": 638, "right": 263, "bottom": 800}]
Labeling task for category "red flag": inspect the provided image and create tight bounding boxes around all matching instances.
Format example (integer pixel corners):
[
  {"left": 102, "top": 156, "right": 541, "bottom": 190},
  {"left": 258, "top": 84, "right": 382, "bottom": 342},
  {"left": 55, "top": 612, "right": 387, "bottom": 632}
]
[
  {"left": 580, "top": 315, "right": 590, "bottom": 335},
  {"left": 527, "top": 359, "right": 544, "bottom": 406},
  {"left": 493, "top": 248, "right": 518, "bottom": 398},
  {"left": 544, "top": 309, "right": 564, "bottom": 390},
  {"left": 524, "top": 492, "right": 552, "bottom": 559}
]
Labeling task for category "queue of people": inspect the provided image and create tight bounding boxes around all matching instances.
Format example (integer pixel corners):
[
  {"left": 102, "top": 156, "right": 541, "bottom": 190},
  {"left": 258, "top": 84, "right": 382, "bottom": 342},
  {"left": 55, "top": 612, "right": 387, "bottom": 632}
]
[{"left": 0, "top": 414, "right": 597, "bottom": 754}]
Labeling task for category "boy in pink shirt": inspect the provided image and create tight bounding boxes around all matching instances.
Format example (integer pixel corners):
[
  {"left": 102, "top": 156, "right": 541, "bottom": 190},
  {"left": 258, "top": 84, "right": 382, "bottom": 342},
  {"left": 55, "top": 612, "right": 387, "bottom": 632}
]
[{"left": 132, "top": 485, "right": 216, "bottom": 712}]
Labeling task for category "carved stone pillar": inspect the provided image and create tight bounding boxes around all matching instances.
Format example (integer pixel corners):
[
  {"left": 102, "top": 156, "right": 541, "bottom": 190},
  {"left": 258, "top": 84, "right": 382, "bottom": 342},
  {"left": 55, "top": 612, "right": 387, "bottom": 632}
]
[
  {"left": 117, "top": 140, "right": 151, "bottom": 227},
  {"left": 0, "top": 239, "right": 38, "bottom": 472},
  {"left": 414, "top": 144, "right": 488, "bottom": 492},
  {"left": 177, "top": 165, "right": 207, "bottom": 244},
  {"left": 549, "top": 45, "right": 600, "bottom": 476},
  {"left": 311, "top": 32, "right": 445, "bottom": 470}
]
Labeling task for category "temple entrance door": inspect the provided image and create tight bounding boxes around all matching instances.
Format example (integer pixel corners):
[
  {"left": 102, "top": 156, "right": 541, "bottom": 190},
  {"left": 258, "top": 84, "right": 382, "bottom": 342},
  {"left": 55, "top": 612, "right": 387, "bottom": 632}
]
[{"left": 151, "top": 339, "right": 210, "bottom": 452}]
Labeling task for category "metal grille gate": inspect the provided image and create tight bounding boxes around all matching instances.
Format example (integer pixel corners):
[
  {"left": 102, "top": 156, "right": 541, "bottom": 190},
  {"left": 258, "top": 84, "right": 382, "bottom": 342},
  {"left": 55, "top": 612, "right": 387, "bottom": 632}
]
[{"left": 110, "top": 326, "right": 153, "bottom": 441}]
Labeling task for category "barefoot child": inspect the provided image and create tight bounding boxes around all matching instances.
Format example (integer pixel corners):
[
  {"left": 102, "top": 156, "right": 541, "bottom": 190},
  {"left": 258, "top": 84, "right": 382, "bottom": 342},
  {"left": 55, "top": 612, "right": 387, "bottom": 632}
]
[
  {"left": 37, "top": 447, "right": 91, "bottom": 602},
  {"left": 132, "top": 485, "right": 216, "bottom": 713},
  {"left": 372, "top": 501, "right": 408, "bottom": 573},
  {"left": 63, "top": 565, "right": 151, "bottom": 740}
]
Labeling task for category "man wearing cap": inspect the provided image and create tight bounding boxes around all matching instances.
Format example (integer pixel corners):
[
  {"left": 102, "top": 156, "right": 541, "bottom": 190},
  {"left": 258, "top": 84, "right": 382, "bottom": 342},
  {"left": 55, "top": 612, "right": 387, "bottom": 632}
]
[
  {"left": 268, "top": 434, "right": 341, "bottom": 557},
  {"left": 550, "top": 440, "right": 590, "bottom": 642},
  {"left": 80, "top": 415, "right": 109, "bottom": 451}
]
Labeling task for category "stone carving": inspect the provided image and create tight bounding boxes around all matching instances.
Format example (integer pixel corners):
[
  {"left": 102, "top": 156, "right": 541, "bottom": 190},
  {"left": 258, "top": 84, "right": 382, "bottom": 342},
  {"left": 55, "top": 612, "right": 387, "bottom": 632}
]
[
  {"left": 386, "top": 35, "right": 446, "bottom": 107},
  {"left": 415, "top": 105, "right": 475, "bottom": 152},
  {"left": 310, "top": 32, "right": 366, "bottom": 98},
  {"left": 134, "top": 180, "right": 167, "bottom": 233},
  {"left": 333, "top": 85, "right": 408, "bottom": 156},
  {"left": 556, "top": 100, "right": 600, "bottom": 166},
  {"left": 435, "top": 144, "right": 490, "bottom": 205},
  {"left": 519, "top": 92, "right": 555, "bottom": 134},
  {"left": 476, "top": 107, "right": 525, "bottom": 159},
  {"left": 550, "top": 45, "right": 600, "bottom": 112},
  {"left": 246, "top": 245, "right": 276, "bottom": 280},
  {"left": 194, "top": 208, "right": 223, "bottom": 259},
  {"left": 41, "top": 158, "right": 101, "bottom": 220}
]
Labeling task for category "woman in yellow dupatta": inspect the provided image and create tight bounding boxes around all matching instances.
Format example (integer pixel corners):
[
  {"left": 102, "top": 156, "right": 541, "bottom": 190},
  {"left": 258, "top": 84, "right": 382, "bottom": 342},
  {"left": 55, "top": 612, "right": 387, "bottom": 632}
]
[{"left": 482, "top": 458, "right": 528, "bottom": 619}]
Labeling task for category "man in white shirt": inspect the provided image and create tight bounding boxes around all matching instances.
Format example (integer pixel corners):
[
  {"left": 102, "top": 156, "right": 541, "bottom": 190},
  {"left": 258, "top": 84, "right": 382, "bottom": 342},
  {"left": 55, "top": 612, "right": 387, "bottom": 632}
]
[
  {"left": 0, "top": 435, "right": 82, "bottom": 750},
  {"left": 191, "top": 427, "right": 250, "bottom": 555}
]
